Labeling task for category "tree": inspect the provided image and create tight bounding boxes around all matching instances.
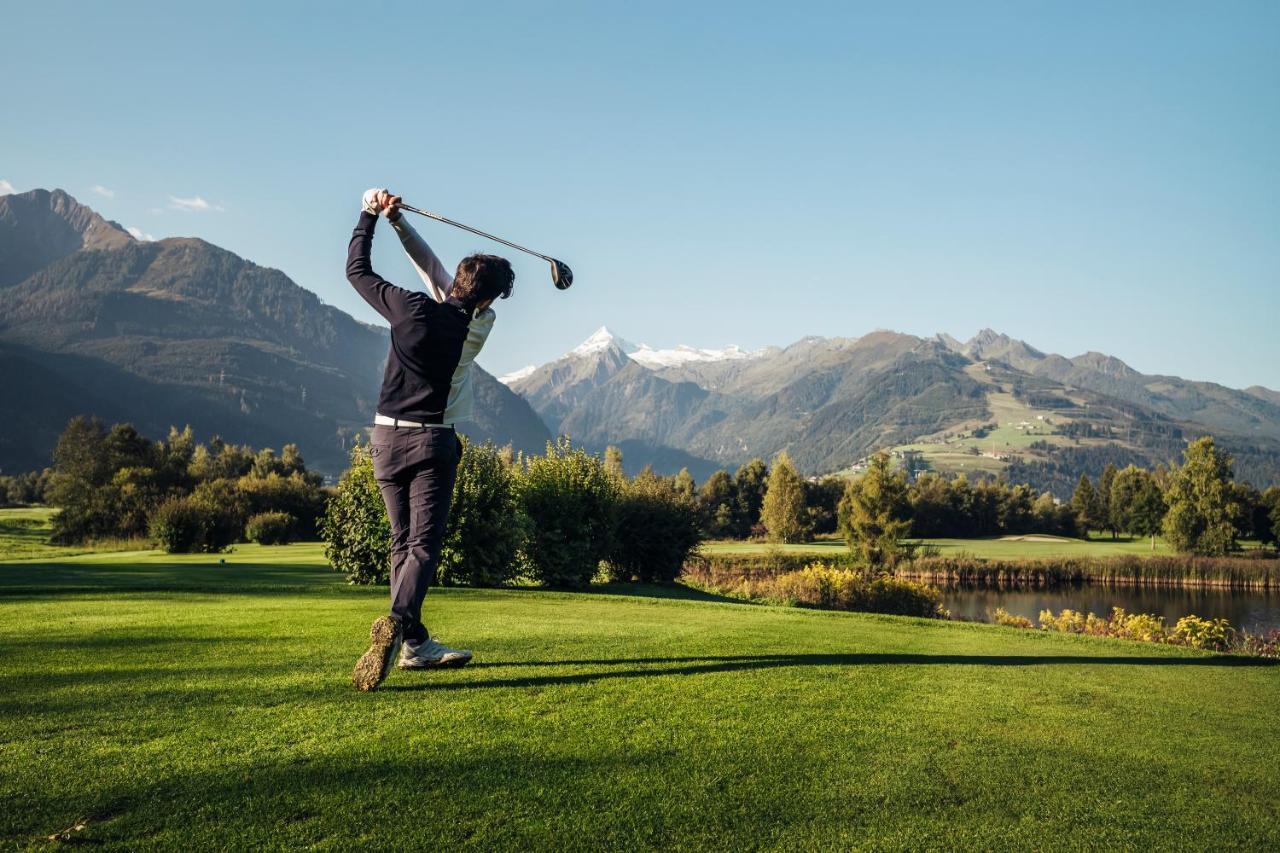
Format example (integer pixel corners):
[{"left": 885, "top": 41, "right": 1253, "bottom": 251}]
[
  {"left": 674, "top": 468, "right": 696, "bottom": 501},
  {"left": 439, "top": 438, "right": 526, "bottom": 587},
  {"left": 1230, "top": 483, "right": 1264, "bottom": 543},
  {"left": 47, "top": 417, "right": 146, "bottom": 543},
  {"left": 804, "top": 476, "right": 847, "bottom": 536},
  {"left": 1110, "top": 465, "right": 1165, "bottom": 550},
  {"left": 908, "top": 473, "right": 957, "bottom": 537},
  {"left": 604, "top": 445, "right": 625, "bottom": 481},
  {"left": 698, "top": 470, "right": 738, "bottom": 538},
  {"left": 1162, "top": 437, "right": 1240, "bottom": 556},
  {"left": 1098, "top": 463, "right": 1119, "bottom": 538},
  {"left": 1070, "top": 474, "right": 1103, "bottom": 537},
  {"left": 320, "top": 443, "right": 391, "bottom": 584},
  {"left": 518, "top": 437, "right": 619, "bottom": 588},
  {"left": 760, "top": 452, "right": 810, "bottom": 543},
  {"left": 607, "top": 469, "right": 704, "bottom": 583},
  {"left": 838, "top": 453, "right": 910, "bottom": 568},
  {"left": 1260, "top": 487, "right": 1280, "bottom": 548},
  {"left": 733, "top": 458, "right": 769, "bottom": 537}
]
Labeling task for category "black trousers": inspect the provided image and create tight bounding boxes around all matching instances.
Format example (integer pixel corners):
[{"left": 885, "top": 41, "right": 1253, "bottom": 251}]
[{"left": 369, "top": 424, "right": 461, "bottom": 643}]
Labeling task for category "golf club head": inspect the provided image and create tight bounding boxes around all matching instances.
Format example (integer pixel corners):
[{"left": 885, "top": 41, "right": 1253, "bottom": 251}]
[{"left": 550, "top": 259, "right": 573, "bottom": 290}]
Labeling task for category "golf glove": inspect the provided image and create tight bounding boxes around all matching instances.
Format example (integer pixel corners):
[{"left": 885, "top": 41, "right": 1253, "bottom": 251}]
[{"left": 362, "top": 187, "right": 388, "bottom": 216}]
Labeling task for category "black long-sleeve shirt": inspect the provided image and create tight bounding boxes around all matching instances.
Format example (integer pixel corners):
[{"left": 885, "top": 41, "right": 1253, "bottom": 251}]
[{"left": 346, "top": 211, "right": 471, "bottom": 423}]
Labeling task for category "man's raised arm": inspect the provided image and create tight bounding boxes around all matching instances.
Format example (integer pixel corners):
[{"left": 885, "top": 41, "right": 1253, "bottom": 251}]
[
  {"left": 345, "top": 189, "right": 419, "bottom": 323},
  {"left": 387, "top": 203, "right": 454, "bottom": 303}
]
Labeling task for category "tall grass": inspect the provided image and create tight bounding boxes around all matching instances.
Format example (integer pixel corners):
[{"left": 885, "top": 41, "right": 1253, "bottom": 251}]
[
  {"left": 682, "top": 558, "right": 947, "bottom": 618},
  {"left": 686, "top": 551, "right": 1280, "bottom": 589}
]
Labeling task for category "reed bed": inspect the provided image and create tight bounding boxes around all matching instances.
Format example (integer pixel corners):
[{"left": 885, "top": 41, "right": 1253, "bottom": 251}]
[
  {"left": 685, "top": 550, "right": 1280, "bottom": 589},
  {"left": 898, "top": 554, "right": 1280, "bottom": 589}
]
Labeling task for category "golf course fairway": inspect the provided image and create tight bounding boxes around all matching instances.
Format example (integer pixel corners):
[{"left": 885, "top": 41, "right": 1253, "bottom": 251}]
[{"left": 2, "top": 545, "right": 1277, "bottom": 849}]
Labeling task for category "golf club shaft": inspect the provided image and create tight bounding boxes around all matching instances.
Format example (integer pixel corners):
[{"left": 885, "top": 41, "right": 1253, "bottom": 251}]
[{"left": 397, "top": 204, "right": 553, "bottom": 263}]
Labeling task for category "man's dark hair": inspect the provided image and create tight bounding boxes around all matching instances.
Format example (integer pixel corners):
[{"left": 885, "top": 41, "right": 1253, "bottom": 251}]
[{"left": 451, "top": 254, "right": 514, "bottom": 310}]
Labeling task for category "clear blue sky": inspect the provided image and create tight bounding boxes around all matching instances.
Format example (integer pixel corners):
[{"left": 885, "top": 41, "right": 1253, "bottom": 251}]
[{"left": 3, "top": 1, "right": 1277, "bottom": 388}]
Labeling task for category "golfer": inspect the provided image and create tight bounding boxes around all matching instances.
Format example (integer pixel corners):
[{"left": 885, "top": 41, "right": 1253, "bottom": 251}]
[{"left": 346, "top": 187, "right": 514, "bottom": 691}]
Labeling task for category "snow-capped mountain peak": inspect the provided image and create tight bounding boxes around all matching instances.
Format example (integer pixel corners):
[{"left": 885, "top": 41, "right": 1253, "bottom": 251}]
[
  {"left": 629, "top": 343, "right": 760, "bottom": 369},
  {"left": 568, "top": 326, "right": 636, "bottom": 358},
  {"left": 498, "top": 364, "right": 536, "bottom": 385},
  {"left": 564, "top": 326, "right": 761, "bottom": 367}
]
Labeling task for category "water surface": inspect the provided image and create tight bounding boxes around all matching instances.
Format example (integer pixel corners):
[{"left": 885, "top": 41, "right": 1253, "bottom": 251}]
[{"left": 942, "top": 585, "right": 1280, "bottom": 634}]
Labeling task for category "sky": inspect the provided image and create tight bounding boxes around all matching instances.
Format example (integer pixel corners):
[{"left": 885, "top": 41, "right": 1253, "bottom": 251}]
[{"left": 2, "top": 1, "right": 1278, "bottom": 388}]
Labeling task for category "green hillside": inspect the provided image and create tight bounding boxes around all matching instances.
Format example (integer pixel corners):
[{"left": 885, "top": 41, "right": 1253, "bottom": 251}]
[{"left": 2, "top": 547, "right": 1277, "bottom": 848}]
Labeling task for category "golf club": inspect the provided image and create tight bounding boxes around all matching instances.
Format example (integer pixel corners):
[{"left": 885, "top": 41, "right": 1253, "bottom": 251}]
[{"left": 397, "top": 203, "right": 573, "bottom": 290}]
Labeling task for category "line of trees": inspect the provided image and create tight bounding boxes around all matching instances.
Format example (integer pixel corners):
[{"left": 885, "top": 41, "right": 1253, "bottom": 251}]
[
  {"left": 1068, "top": 437, "right": 1279, "bottom": 554},
  {"left": 690, "top": 437, "right": 1279, "bottom": 562},
  {"left": 26, "top": 416, "right": 326, "bottom": 551}
]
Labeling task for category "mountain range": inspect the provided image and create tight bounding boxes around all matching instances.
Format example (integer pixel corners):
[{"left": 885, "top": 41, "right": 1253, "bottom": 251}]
[
  {"left": 5, "top": 188, "right": 1278, "bottom": 495},
  {"left": 505, "top": 324, "right": 1280, "bottom": 495},
  {"left": 0, "top": 189, "right": 550, "bottom": 476}
]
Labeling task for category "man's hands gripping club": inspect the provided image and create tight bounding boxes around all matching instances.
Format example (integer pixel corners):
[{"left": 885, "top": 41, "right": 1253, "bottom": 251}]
[{"left": 362, "top": 188, "right": 403, "bottom": 221}]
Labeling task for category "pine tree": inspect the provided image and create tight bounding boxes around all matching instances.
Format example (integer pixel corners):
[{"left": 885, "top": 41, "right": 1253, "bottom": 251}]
[
  {"left": 760, "top": 452, "right": 810, "bottom": 543},
  {"left": 1070, "top": 474, "right": 1102, "bottom": 537},
  {"left": 733, "top": 458, "right": 769, "bottom": 537},
  {"left": 1098, "top": 463, "right": 1119, "bottom": 539},
  {"left": 837, "top": 453, "right": 910, "bottom": 568},
  {"left": 698, "top": 470, "right": 738, "bottom": 538}
]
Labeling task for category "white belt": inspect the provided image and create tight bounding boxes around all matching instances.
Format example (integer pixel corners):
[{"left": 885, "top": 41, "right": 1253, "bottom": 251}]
[{"left": 374, "top": 413, "right": 455, "bottom": 429}]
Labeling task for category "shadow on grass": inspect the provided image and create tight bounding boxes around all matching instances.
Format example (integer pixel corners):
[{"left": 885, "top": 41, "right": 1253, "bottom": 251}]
[
  {"left": 385, "top": 651, "right": 1277, "bottom": 692},
  {"left": 587, "top": 582, "right": 753, "bottom": 605},
  {"left": 0, "top": 562, "right": 340, "bottom": 597}
]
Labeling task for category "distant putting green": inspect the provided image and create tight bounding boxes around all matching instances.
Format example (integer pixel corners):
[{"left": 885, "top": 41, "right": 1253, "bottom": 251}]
[
  {"left": 0, "top": 506, "right": 149, "bottom": 562},
  {"left": 2, "top": 545, "right": 1278, "bottom": 848}
]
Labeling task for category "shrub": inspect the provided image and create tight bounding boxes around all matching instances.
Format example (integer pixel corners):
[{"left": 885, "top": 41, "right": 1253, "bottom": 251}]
[
  {"left": 682, "top": 551, "right": 863, "bottom": 589},
  {"left": 320, "top": 444, "right": 390, "bottom": 585},
  {"left": 1237, "top": 629, "right": 1280, "bottom": 658},
  {"left": 245, "top": 511, "right": 296, "bottom": 545},
  {"left": 992, "top": 608, "right": 1034, "bottom": 629},
  {"left": 1171, "top": 615, "right": 1234, "bottom": 651},
  {"left": 148, "top": 497, "right": 205, "bottom": 553},
  {"left": 686, "top": 559, "right": 947, "bottom": 618},
  {"left": 606, "top": 472, "right": 704, "bottom": 583},
  {"left": 771, "top": 563, "right": 867, "bottom": 609},
  {"left": 1037, "top": 608, "right": 1105, "bottom": 635},
  {"left": 237, "top": 472, "right": 326, "bottom": 539},
  {"left": 148, "top": 493, "right": 240, "bottom": 553},
  {"left": 439, "top": 439, "right": 525, "bottom": 587},
  {"left": 518, "top": 438, "right": 619, "bottom": 588},
  {"left": 1108, "top": 608, "right": 1167, "bottom": 643},
  {"left": 189, "top": 479, "right": 249, "bottom": 544},
  {"left": 866, "top": 575, "right": 947, "bottom": 618}
]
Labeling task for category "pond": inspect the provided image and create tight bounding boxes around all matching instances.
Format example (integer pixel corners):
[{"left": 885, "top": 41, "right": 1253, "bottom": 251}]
[{"left": 942, "top": 585, "right": 1280, "bottom": 635}]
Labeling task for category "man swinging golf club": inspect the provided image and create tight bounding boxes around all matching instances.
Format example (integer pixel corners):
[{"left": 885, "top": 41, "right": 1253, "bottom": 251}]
[{"left": 347, "top": 187, "right": 513, "bottom": 691}]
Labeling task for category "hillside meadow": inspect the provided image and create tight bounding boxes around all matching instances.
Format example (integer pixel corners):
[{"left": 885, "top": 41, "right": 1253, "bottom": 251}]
[{"left": 1, "top": 543, "right": 1278, "bottom": 848}]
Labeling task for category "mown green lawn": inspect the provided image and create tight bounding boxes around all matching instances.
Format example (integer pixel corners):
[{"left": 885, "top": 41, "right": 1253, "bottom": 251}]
[
  {"left": 2, "top": 544, "right": 1278, "bottom": 849},
  {"left": 703, "top": 534, "right": 1176, "bottom": 560},
  {"left": 0, "top": 507, "right": 148, "bottom": 561}
]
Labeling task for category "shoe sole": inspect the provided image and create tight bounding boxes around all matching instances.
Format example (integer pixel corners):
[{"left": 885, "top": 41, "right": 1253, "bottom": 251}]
[
  {"left": 398, "top": 652, "right": 473, "bottom": 671},
  {"left": 352, "top": 616, "right": 403, "bottom": 692}
]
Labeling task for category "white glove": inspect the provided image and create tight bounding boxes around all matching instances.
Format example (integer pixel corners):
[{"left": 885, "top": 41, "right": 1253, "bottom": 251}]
[{"left": 362, "top": 187, "right": 387, "bottom": 215}]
